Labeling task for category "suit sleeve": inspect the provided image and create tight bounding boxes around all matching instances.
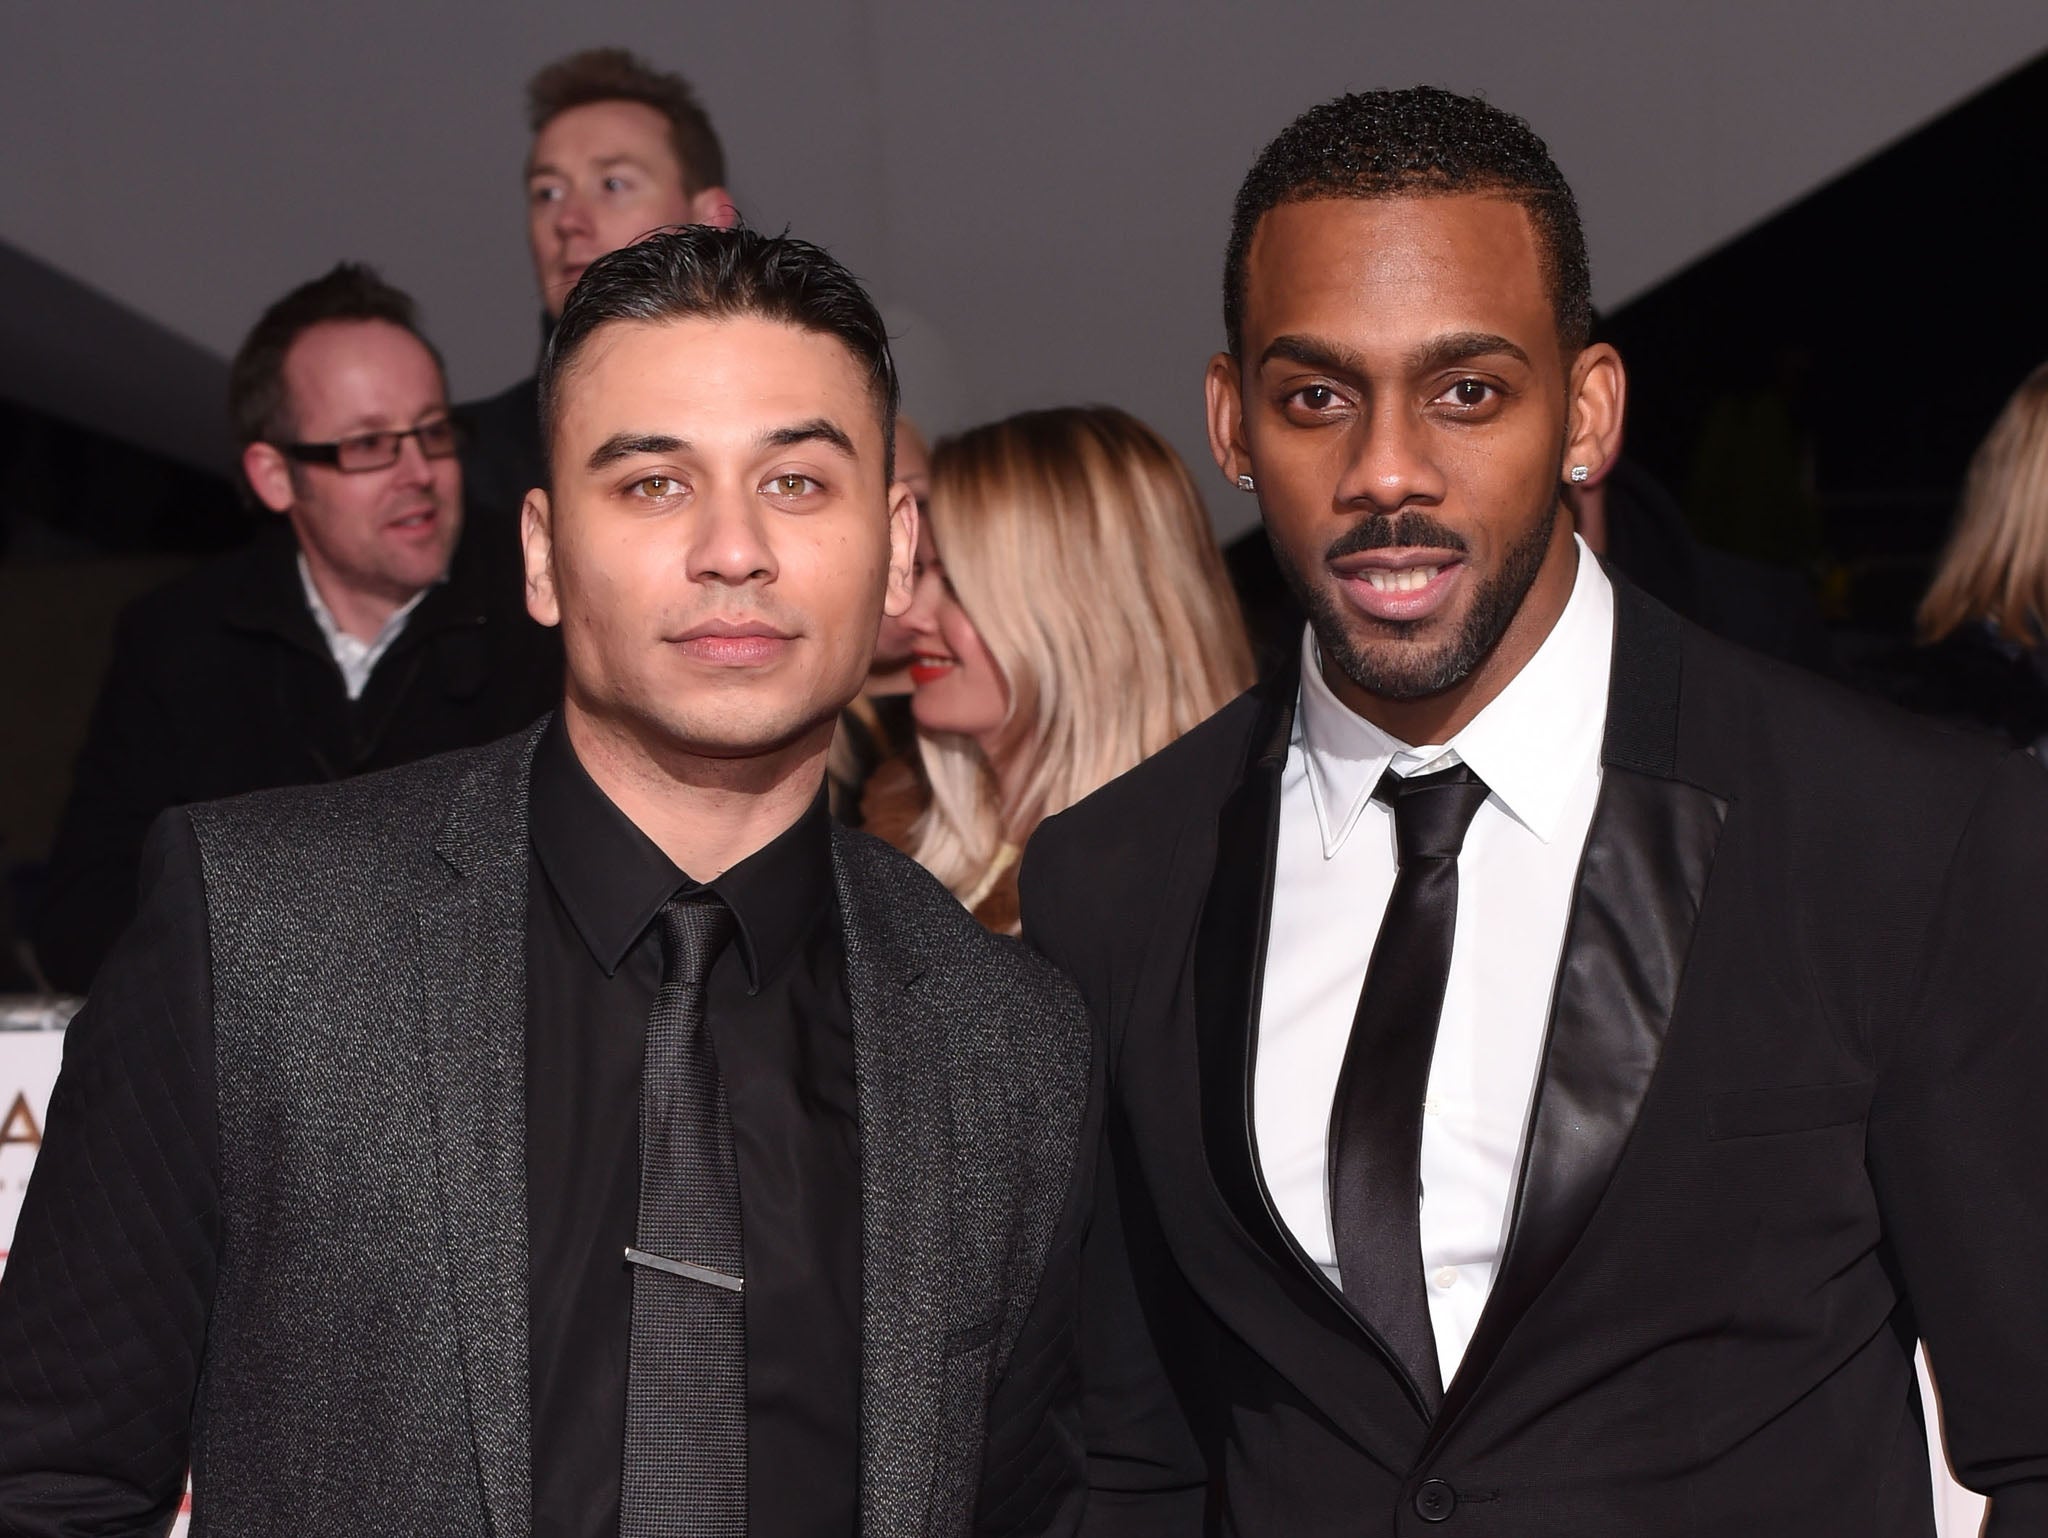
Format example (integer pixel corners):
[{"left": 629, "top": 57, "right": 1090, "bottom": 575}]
[
  {"left": 1020, "top": 830, "right": 1209, "bottom": 1538},
  {"left": 1868, "top": 750, "right": 2048, "bottom": 1532},
  {"left": 0, "top": 812, "right": 219, "bottom": 1537},
  {"left": 34, "top": 610, "right": 185, "bottom": 994},
  {"left": 975, "top": 984, "right": 1098, "bottom": 1538}
]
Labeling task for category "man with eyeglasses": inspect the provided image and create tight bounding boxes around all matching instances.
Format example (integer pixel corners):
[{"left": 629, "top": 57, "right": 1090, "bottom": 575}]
[{"left": 33, "top": 263, "right": 560, "bottom": 994}]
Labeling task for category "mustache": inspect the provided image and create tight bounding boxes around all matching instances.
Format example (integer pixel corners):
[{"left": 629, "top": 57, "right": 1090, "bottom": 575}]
[{"left": 1325, "top": 512, "right": 1471, "bottom": 564}]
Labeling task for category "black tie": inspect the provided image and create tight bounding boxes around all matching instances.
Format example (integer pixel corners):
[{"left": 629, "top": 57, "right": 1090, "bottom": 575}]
[
  {"left": 622, "top": 894, "right": 746, "bottom": 1538},
  {"left": 1328, "top": 761, "right": 1491, "bottom": 1409}
]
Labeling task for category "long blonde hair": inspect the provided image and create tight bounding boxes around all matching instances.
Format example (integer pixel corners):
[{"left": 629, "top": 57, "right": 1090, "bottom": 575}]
[
  {"left": 1919, "top": 362, "right": 2048, "bottom": 644},
  {"left": 908, "top": 406, "right": 1254, "bottom": 901}
]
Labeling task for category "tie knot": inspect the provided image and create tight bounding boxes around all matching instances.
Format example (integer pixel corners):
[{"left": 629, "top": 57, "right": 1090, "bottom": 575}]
[
  {"left": 1373, "top": 762, "right": 1491, "bottom": 862},
  {"left": 656, "top": 894, "right": 736, "bottom": 990}
]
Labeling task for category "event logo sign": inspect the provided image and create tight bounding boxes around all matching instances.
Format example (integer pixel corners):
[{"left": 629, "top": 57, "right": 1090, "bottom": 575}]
[{"left": 0, "top": 1030, "right": 63, "bottom": 1277}]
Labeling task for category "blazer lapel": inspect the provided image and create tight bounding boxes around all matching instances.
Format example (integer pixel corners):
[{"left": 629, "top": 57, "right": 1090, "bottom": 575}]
[
  {"left": 1193, "top": 668, "right": 1305, "bottom": 1277},
  {"left": 1192, "top": 669, "right": 1439, "bottom": 1419},
  {"left": 418, "top": 729, "right": 543, "bottom": 1537},
  {"left": 833, "top": 828, "right": 951, "bottom": 1537},
  {"left": 1429, "top": 582, "right": 1728, "bottom": 1448}
]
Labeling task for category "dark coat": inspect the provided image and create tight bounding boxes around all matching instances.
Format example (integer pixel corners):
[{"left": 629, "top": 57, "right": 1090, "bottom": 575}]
[
  {"left": 1875, "top": 619, "right": 2048, "bottom": 757},
  {"left": 0, "top": 726, "right": 1093, "bottom": 1536},
  {"left": 458, "top": 372, "right": 546, "bottom": 526},
  {"left": 1023, "top": 577, "right": 2048, "bottom": 1536},
  {"left": 33, "top": 522, "right": 560, "bottom": 992},
  {"left": 1600, "top": 456, "right": 1837, "bottom": 675}
]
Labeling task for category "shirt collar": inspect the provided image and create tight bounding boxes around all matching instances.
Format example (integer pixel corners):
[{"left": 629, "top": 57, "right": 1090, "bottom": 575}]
[
  {"left": 297, "top": 553, "right": 434, "bottom": 695},
  {"left": 528, "top": 714, "right": 833, "bottom": 989},
  {"left": 1295, "top": 536, "right": 1614, "bottom": 856}
]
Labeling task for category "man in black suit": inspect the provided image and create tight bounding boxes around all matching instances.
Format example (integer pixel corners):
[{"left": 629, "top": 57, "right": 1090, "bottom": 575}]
[
  {"left": 35, "top": 262, "right": 559, "bottom": 993},
  {"left": 460, "top": 47, "right": 739, "bottom": 528},
  {"left": 0, "top": 228, "right": 1090, "bottom": 1536},
  {"left": 1024, "top": 87, "right": 2048, "bottom": 1534}
]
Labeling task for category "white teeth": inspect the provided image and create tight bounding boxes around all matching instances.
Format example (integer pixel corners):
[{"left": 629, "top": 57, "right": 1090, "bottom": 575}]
[{"left": 1363, "top": 565, "right": 1439, "bottom": 594}]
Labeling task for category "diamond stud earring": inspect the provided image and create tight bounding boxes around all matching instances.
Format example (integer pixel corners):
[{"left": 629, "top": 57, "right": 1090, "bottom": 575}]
[
  {"left": 1569, "top": 465, "right": 1590, "bottom": 483},
  {"left": 1236, "top": 474, "right": 1256, "bottom": 492}
]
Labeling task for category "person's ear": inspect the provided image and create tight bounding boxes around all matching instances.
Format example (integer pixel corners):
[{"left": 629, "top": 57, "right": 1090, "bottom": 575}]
[
  {"left": 689, "top": 186, "right": 741, "bottom": 230},
  {"left": 1562, "top": 343, "right": 1627, "bottom": 487},
  {"left": 882, "top": 476, "right": 918, "bottom": 620},
  {"left": 522, "top": 487, "right": 561, "bottom": 628},
  {"left": 1205, "top": 352, "right": 1252, "bottom": 487},
  {"left": 242, "top": 442, "right": 296, "bottom": 515}
]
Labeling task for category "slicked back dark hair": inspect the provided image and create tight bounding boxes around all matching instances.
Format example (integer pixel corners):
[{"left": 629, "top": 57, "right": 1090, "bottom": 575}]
[
  {"left": 229, "top": 262, "right": 443, "bottom": 446},
  {"left": 527, "top": 47, "right": 727, "bottom": 194},
  {"left": 1223, "top": 86, "right": 1592, "bottom": 359},
  {"left": 538, "top": 226, "right": 898, "bottom": 483}
]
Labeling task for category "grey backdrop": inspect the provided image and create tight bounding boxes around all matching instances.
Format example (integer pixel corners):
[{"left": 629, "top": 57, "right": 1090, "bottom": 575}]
[{"left": 5, "top": 0, "right": 2045, "bottom": 537}]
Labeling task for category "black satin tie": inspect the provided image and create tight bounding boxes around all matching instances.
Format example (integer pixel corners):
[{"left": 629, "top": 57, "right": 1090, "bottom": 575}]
[
  {"left": 1328, "top": 761, "right": 1491, "bottom": 1410},
  {"left": 622, "top": 894, "right": 746, "bottom": 1538}
]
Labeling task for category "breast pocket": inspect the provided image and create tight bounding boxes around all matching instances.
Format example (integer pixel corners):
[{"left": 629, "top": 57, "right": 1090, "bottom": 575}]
[{"left": 1706, "top": 1081, "right": 1871, "bottom": 1140}]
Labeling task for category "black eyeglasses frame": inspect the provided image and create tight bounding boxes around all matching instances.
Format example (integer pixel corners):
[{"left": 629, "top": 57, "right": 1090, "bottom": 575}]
[{"left": 274, "top": 417, "right": 465, "bottom": 473}]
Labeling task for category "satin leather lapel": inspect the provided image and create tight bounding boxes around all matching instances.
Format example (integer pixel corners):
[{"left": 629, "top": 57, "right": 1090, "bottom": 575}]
[
  {"left": 831, "top": 828, "right": 950, "bottom": 1538},
  {"left": 1428, "top": 581, "right": 1727, "bottom": 1449},
  {"left": 420, "top": 727, "right": 544, "bottom": 1537}
]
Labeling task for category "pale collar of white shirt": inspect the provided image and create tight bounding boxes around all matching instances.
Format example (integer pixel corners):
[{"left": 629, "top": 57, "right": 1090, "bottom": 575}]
[
  {"left": 1295, "top": 536, "right": 1614, "bottom": 857},
  {"left": 297, "top": 554, "right": 435, "bottom": 702}
]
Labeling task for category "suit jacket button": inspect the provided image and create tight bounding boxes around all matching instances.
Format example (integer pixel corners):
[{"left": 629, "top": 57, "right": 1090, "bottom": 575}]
[{"left": 1414, "top": 1479, "right": 1457, "bottom": 1522}]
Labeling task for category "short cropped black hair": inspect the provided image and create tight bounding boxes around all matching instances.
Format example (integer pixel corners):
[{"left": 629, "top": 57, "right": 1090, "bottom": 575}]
[
  {"left": 1223, "top": 86, "right": 1592, "bottom": 359},
  {"left": 527, "top": 47, "right": 727, "bottom": 193},
  {"left": 538, "top": 226, "right": 899, "bottom": 482},
  {"left": 229, "top": 262, "right": 443, "bottom": 446}
]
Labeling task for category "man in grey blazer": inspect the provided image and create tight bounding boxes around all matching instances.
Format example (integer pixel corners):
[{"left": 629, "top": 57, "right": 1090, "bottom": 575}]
[{"left": 0, "top": 227, "right": 1092, "bottom": 1538}]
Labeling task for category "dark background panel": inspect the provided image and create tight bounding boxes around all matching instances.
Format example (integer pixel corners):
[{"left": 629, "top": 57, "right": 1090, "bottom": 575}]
[{"left": 1601, "top": 50, "right": 2048, "bottom": 634}]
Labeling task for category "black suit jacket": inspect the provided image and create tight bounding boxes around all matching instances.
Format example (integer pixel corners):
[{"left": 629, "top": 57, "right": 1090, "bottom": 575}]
[
  {"left": 33, "top": 522, "right": 560, "bottom": 992},
  {"left": 0, "top": 727, "right": 1092, "bottom": 1536},
  {"left": 1023, "top": 578, "right": 2048, "bottom": 1536},
  {"left": 459, "top": 372, "right": 546, "bottom": 527}
]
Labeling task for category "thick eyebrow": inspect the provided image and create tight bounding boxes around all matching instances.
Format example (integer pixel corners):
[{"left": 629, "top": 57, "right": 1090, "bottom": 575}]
[
  {"left": 1259, "top": 334, "right": 1369, "bottom": 379},
  {"left": 761, "top": 418, "right": 857, "bottom": 458},
  {"left": 587, "top": 432, "right": 687, "bottom": 472},
  {"left": 582, "top": 422, "right": 856, "bottom": 474},
  {"left": 1407, "top": 331, "right": 1531, "bottom": 374},
  {"left": 1258, "top": 330, "right": 1531, "bottom": 379}
]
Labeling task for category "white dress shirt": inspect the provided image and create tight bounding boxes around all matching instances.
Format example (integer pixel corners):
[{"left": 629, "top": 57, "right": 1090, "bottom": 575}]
[
  {"left": 297, "top": 554, "right": 431, "bottom": 701},
  {"left": 1253, "top": 540, "right": 1614, "bottom": 1385}
]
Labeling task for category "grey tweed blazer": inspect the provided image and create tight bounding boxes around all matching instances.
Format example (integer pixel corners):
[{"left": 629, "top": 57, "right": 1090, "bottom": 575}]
[{"left": 0, "top": 723, "right": 1092, "bottom": 1538}]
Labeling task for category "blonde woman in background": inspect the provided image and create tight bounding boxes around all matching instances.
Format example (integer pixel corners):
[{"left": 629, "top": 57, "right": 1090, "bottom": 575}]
[
  {"left": 862, "top": 405, "right": 1254, "bottom": 930},
  {"left": 1893, "top": 362, "right": 2048, "bottom": 756}
]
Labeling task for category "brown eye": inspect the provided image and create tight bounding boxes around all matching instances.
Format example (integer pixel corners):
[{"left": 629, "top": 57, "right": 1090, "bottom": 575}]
[{"left": 769, "top": 474, "right": 820, "bottom": 498}]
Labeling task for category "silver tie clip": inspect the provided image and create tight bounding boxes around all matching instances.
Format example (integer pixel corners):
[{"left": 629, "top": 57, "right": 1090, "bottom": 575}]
[{"left": 623, "top": 1246, "right": 745, "bottom": 1293}]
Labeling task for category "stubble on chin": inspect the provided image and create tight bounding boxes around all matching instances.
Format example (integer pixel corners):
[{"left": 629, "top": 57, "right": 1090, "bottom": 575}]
[{"left": 1277, "top": 497, "right": 1559, "bottom": 703}]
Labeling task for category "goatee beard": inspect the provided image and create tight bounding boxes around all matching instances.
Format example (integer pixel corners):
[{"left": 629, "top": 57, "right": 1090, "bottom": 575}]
[{"left": 1270, "top": 498, "right": 1560, "bottom": 703}]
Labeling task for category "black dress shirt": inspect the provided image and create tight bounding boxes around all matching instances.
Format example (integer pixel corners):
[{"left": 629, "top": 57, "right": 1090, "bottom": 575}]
[{"left": 525, "top": 718, "right": 860, "bottom": 1538}]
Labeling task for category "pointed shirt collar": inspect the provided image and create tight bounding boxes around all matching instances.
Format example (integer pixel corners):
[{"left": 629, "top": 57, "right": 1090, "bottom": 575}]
[
  {"left": 1295, "top": 537, "right": 1615, "bottom": 857},
  {"left": 297, "top": 553, "right": 434, "bottom": 700},
  {"left": 527, "top": 714, "right": 831, "bottom": 991}
]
